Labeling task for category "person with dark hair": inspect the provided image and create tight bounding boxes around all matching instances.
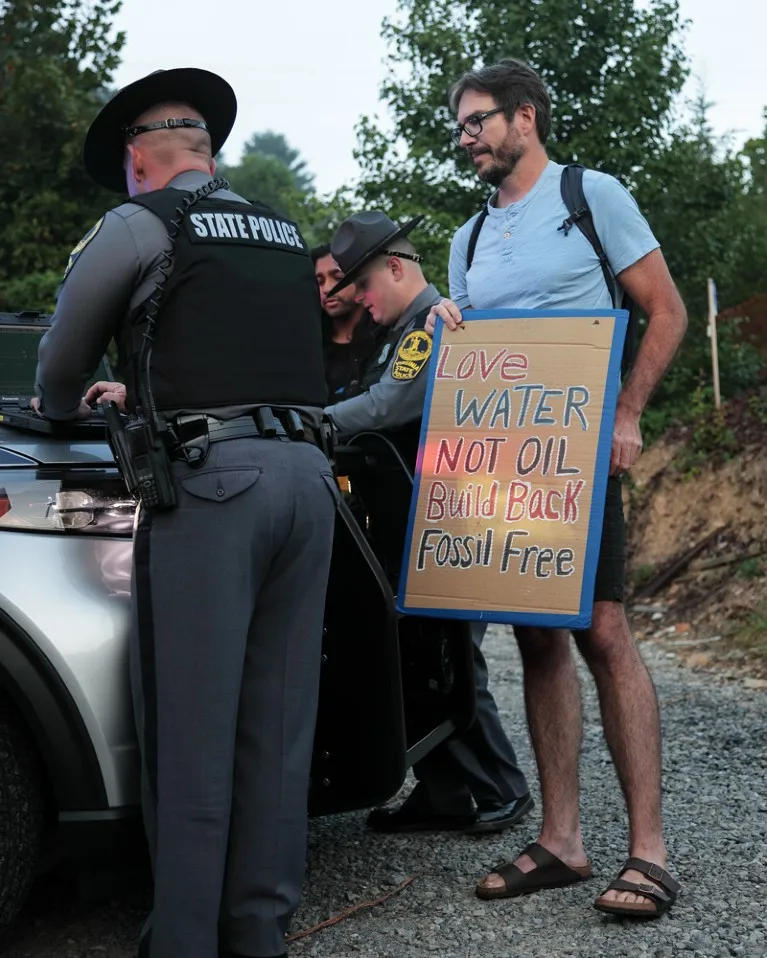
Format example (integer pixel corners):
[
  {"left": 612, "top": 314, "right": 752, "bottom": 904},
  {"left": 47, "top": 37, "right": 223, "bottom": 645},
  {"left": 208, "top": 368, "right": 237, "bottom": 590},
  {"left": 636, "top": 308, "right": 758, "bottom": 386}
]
[
  {"left": 448, "top": 57, "right": 553, "bottom": 147},
  {"left": 323, "top": 210, "right": 533, "bottom": 839},
  {"left": 426, "top": 57, "right": 687, "bottom": 918},
  {"left": 311, "top": 243, "right": 382, "bottom": 404}
]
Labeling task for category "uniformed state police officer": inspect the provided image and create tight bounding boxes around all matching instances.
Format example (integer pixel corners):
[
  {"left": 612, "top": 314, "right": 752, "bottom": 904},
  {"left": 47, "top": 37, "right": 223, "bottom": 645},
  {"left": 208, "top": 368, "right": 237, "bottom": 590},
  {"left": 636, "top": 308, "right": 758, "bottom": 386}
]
[
  {"left": 33, "top": 68, "right": 337, "bottom": 958},
  {"left": 322, "top": 213, "right": 533, "bottom": 835},
  {"left": 321, "top": 212, "right": 434, "bottom": 462}
]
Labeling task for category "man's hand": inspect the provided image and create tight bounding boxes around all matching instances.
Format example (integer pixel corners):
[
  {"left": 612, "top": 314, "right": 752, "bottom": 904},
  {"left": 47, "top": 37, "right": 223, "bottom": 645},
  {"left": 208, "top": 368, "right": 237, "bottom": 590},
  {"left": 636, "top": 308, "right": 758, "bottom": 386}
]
[
  {"left": 84, "top": 380, "right": 127, "bottom": 412},
  {"left": 425, "top": 298, "right": 465, "bottom": 335},
  {"left": 611, "top": 402, "right": 643, "bottom": 475},
  {"left": 30, "top": 396, "right": 93, "bottom": 419}
]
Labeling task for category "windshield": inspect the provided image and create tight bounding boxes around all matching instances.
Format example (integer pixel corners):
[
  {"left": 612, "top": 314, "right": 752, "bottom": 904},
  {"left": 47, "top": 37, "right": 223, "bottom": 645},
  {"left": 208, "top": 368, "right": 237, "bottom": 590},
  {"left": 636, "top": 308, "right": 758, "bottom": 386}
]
[{"left": 0, "top": 323, "right": 112, "bottom": 397}]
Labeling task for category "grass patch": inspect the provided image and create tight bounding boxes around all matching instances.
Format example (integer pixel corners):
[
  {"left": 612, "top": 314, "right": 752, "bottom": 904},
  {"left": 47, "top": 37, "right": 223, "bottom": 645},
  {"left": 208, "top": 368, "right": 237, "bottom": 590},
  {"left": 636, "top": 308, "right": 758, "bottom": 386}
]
[
  {"left": 630, "top": 563, "right": 656, "bottom": 589},
  {"left": 730, "top": 605, "right": 767, "bottom": 661}
]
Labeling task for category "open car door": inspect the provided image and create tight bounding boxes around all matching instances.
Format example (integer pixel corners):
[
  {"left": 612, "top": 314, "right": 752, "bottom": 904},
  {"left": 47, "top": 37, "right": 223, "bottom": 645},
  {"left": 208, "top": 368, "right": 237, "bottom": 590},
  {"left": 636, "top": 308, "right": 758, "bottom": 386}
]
[{"left": 308, "top": 434, "right": 476, "bottom": 816}]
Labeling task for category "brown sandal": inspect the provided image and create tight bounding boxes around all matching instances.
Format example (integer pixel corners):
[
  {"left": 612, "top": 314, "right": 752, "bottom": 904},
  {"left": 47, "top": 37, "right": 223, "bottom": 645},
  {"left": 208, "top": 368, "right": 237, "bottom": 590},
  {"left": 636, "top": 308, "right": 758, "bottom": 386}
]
[
  {"left": 594, "top": 857, "right": 680, "bottom": 918},
  {"left": 475, "top": 841, "right": 593, "bottom": 901}
]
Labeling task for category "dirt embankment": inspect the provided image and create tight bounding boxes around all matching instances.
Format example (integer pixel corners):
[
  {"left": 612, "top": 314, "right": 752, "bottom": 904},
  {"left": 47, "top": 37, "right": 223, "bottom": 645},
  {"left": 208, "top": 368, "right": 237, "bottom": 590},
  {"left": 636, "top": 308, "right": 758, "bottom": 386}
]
[{"left": 625, "top": 394, "right": 767, "bottom": 683}]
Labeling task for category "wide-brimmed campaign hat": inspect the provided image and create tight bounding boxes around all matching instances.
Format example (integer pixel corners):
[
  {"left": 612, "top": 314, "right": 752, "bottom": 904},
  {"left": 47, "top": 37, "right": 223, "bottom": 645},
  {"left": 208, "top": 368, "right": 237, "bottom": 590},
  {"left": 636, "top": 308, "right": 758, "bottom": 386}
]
[
  {"left": 83, "top": 67, "right": 238, "bottom": 193},
  {"left": 327, "top": 210, "right": 424, "bottom": 297}
]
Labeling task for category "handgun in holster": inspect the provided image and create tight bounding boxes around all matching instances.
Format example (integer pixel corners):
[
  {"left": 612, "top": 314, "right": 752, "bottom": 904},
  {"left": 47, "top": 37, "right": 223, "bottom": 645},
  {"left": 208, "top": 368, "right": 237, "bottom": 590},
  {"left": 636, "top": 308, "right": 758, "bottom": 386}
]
[{"left": 104, "top": 401, "right": 177, "bottom": 510}]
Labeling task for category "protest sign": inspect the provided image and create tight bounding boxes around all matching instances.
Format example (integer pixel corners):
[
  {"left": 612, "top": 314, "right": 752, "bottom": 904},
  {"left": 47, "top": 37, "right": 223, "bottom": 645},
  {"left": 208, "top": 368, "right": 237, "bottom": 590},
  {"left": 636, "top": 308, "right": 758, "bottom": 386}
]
[{"left": 397, "top": 309, "right": 628, "bottom": 629}]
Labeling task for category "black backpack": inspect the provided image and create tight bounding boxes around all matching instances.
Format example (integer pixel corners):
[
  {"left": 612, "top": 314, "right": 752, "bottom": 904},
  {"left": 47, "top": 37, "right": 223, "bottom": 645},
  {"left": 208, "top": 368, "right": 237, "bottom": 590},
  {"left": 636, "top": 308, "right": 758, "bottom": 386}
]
[{"left": 465, "top": 163, "right": 637, "bottom": 376}]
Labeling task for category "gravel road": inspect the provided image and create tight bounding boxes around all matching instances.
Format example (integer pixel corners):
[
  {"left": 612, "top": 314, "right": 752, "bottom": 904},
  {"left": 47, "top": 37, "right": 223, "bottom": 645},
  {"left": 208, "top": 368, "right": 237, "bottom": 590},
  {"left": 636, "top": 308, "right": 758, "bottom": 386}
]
[{"left": 4, "top": 626, "right": 766, "bottom": 958}]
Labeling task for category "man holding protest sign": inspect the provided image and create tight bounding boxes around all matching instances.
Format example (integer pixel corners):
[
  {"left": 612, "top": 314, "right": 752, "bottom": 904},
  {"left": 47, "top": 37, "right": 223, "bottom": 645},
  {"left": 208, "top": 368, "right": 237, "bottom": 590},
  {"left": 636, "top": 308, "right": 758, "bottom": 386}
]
[
  {"left": 426, "top": 59, "right": 687, "bottom": 917},
  {"left": 323, "top": 211, "right": 533, "bottom": 837}
]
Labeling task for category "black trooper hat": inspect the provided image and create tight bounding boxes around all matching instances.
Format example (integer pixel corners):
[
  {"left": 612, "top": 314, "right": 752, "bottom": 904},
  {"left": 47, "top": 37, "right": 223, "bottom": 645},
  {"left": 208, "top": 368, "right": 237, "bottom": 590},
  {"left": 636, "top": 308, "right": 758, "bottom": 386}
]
[
  {"left": 327, "top": 210, "right": 425, "bottom": 297},
  {"left": 83, "top": 67, "right": 238, "bottom": 193}
]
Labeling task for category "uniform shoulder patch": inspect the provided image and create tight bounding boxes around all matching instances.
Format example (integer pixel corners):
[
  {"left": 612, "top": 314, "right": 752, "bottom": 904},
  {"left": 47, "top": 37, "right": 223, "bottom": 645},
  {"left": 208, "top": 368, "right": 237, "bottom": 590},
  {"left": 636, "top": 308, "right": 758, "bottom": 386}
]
[
  {"left": 375, "top": 342, "right": 393, "bottom": 366},
  {"left": 391, "top": 329, "right": 433, "bottom": 381},
  {"left": 63, "top": 216, "right": 105, "bottom": 281}
]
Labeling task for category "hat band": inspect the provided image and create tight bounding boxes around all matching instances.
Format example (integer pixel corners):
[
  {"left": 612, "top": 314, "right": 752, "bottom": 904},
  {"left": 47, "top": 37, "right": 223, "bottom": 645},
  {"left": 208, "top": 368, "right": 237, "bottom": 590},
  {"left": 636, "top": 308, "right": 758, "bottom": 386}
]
[
  {"left": 381, "top": 248, "right": 422, "bottom": 263},
  {"left": 123, "top": 117, "right": 209, "bottom": 138}
]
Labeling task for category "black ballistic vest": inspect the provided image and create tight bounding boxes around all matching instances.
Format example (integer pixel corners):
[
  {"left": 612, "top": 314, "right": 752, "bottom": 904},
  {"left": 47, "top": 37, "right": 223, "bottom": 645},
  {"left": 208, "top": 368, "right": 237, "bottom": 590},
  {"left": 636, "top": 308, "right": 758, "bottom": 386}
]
[{"left": 122, "top": 189, "right": 327, "bottom": 412}]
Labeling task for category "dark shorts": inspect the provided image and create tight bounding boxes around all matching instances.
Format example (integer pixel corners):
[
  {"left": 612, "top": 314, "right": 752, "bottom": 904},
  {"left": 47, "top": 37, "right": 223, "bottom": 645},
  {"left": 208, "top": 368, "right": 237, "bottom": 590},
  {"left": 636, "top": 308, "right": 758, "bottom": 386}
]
[{"left": 592, "top": 475, "right": 626, "bottom": 604}]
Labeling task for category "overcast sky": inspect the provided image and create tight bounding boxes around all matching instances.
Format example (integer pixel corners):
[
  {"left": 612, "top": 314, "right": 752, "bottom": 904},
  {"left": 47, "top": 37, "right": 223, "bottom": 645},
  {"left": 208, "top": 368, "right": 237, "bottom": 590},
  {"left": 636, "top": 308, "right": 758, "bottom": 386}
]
[{"left": 111, "top": 0, "right": 767, "bottom": 196}]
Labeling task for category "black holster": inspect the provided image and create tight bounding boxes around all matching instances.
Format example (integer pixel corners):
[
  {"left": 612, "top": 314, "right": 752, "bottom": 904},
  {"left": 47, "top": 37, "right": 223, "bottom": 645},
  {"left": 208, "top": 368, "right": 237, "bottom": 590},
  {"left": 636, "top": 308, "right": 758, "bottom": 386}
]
[{"left": 104, "top": 402, "right": 177, "bottom": 510}]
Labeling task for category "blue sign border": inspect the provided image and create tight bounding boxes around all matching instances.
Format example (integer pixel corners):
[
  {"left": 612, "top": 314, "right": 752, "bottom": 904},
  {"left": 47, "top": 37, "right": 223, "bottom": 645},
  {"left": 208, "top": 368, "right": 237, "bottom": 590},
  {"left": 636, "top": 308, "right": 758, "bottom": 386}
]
[{"left": 396, "top": 308, "right": 629, "bottom": 630}]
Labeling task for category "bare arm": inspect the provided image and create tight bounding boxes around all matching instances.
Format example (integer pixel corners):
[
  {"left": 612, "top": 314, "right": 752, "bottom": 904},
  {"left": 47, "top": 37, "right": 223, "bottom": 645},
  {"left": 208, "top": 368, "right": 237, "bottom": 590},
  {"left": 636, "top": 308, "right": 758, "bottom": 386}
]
[
  {"left": 609, "top": 248, "right": 687, "bottom": 473},
  {"left": 618, "top": 247, "right": 688, "bottom": 415}
]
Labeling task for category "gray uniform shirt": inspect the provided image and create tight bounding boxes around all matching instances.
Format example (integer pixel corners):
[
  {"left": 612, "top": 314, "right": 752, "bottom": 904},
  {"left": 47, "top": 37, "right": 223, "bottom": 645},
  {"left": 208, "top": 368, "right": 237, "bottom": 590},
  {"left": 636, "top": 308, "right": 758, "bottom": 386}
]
[
  {"left": 324, "top": 284, "right": 441, "bottom": 442},
  {"left": 35, "top": 170, "right": 324, "bottom": 427}
]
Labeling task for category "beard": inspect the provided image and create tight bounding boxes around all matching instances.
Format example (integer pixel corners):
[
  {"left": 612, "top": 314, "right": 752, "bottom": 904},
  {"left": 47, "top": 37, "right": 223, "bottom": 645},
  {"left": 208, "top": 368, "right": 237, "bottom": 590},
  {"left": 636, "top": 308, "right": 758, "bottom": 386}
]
[
  {"left": 324, "top": 296, "right": 357, "bottom": 320},
  {"left": 471, "top": 132, "right": 525, "bottom": 186}
]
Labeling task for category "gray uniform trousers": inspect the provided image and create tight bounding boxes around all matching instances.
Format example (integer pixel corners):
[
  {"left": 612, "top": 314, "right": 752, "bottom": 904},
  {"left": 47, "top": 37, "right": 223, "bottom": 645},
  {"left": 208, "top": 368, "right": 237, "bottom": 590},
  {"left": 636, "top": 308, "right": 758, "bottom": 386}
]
[
  {"left": 130, "top": 436, "right": 337, "bottom": 958},
  {"left": 409, "top": 623, "right": 529, "bottom": 815}
]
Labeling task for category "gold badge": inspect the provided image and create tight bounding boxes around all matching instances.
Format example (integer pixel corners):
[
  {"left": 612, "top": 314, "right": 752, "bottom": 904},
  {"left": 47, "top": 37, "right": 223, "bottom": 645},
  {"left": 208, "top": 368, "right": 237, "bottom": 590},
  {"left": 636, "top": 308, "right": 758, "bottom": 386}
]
[
  {"left": 391, "top": 330, "right": 432, "bottom": 381},
  {"left": 63, "top": 217, "right": 105, "bottom": 280}
]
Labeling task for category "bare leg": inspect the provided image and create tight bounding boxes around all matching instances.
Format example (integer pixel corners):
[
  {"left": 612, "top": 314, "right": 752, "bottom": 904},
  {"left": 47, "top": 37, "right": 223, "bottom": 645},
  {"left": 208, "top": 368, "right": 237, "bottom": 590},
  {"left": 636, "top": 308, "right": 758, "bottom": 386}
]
[
  {"left": 574, "top": 601, "right": 667, "bottom": 907},
  {"left": 478, "top": 627, "right": 588, "bottom": 892}
]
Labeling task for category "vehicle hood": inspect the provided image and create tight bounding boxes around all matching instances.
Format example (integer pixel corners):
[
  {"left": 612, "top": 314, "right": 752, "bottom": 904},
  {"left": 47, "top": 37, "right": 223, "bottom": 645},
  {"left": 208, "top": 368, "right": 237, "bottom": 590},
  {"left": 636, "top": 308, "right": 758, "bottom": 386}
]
[{"left": 0, "top": 424, "right": 116, "bottom": 465}]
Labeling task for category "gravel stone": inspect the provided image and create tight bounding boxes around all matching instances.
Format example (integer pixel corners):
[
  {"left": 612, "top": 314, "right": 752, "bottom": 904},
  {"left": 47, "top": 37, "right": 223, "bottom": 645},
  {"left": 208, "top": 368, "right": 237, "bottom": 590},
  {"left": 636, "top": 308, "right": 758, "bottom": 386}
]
[
  {"left": 286, "top": 626, "right": 767, "bottom": 958},
  {"left": 3, "top": 626, "right": 765, "bottom": 958}
]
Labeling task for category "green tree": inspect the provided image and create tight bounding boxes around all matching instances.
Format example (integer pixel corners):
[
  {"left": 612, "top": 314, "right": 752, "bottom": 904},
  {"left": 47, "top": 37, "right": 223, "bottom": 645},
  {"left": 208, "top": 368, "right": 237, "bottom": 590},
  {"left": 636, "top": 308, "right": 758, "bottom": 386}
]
[
  {"left": 733, "top": 112, "right": 767, "bottom": 301},
  {"left": 223, "top": 130, "right": 350, "bottom": 248},
  {"left": 242, "top": 130, "right": 315, "bottom": 194},
  {"left": 224, "top": 153, "right": 305, "bottom": 220},
  {"left": 355, "top": 0, "right": 767, "bottom": 436},
  {"left": 0, "top": 0, "right": 125, "bottom": 312},
  {"left": 742, "top": 110, "right": 767, "bottom": 196},
  {"left": 297, "top": 187, "right": 359, "bottom": 250},
  {"left": 355, "top": 0, "right": 690, "bottom": 290},
  {"left": 636, "top": 94, "right": 752, "bottom": 319},
  {"left": 632, "top": 96, "right": 767, "bottom": 439}
]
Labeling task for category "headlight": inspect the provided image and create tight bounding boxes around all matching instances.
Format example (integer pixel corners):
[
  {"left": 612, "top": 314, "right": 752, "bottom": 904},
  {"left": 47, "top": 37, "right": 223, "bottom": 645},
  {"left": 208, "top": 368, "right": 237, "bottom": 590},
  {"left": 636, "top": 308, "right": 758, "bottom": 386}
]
[{"left": 0, "top": 468, "right": 137, "bottom": 536}]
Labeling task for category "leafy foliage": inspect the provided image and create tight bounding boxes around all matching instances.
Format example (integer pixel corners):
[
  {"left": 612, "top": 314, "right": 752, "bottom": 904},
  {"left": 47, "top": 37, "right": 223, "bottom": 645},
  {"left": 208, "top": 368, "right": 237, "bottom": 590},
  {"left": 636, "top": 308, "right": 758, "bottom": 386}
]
[
  {"left": 0, "top": 0, "right": 125, "bottom": 312},
  {"left": 242, "top": 130, "right": 315, "bottom": 194},
  {"left": 354, "top": 0, "right": 766, "bottom": 433},
  {"left": 221, "top": 131, "right": 352, "bottom": 248},
  {"left": 354, "top": 0, "right": 689, "bottom": 290},
  {"left": 224, "top": 153, "right": 305, "bottom": 219}
]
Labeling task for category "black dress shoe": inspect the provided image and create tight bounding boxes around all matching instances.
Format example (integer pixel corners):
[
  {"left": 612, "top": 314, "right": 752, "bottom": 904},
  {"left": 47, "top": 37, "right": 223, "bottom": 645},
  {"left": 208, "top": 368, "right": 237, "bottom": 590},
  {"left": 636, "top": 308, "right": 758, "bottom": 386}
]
[
  {"left": 366, "top": 802, "right": 475, "bottom": 833},
  {"left": 462, "top": 794, "right": 535, "bottom": 835}
]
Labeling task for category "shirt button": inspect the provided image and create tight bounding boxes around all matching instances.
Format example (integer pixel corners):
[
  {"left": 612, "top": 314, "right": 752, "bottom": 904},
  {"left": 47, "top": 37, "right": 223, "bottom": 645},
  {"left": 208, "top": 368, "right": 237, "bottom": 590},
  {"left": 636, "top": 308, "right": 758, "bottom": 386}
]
[{"left": 504, "top": 231, "right": 511, "bottom": 239}]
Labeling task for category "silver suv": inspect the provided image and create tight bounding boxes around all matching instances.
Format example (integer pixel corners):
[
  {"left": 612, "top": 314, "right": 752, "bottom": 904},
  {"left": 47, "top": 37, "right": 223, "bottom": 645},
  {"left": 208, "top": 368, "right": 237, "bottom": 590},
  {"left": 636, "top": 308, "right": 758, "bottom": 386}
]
[{"left": 0, "top": 310, "right": 475, "bottom": 934}]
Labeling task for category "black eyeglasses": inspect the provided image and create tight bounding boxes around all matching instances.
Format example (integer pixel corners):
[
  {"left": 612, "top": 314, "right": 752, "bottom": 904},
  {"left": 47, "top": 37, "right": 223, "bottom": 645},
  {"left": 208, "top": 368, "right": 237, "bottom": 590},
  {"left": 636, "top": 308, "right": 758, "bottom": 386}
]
[
  {"left": 450, "top": 107, "right": 504, "bottom": 147},
  {"left": 123, "top": 118, "right": 209, "bottom": 138}
]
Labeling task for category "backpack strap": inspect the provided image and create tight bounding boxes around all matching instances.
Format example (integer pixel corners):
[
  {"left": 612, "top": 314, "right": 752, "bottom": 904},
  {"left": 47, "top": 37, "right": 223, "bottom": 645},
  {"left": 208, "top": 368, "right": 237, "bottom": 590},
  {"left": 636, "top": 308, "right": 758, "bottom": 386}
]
[
  {"left": 466, "top": 206, "right": 489, "bottom": 270},
  {"left": 558, "top": 163, "right": 637, "bottom": 376}
]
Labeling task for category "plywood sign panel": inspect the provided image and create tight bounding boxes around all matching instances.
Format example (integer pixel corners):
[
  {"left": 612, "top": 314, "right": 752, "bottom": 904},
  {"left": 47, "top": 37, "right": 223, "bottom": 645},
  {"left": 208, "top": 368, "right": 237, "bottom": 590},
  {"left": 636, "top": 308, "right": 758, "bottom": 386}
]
[{"left": 397, "top": 309, "right": 628, "bottom": 630}]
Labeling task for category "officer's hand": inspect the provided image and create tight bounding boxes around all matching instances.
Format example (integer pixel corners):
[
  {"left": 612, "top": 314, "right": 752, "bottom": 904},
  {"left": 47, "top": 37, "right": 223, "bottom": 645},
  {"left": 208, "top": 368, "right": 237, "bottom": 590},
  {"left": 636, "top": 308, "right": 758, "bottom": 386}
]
[
  {"left": 84, "top": 381, "right": 127, "bottom": 412},
  {"left": 30, "top": 396, "right": 94, "bottom": 419},
  {"left": 425, "top": 298, "right": 464, "bottom": 335}
]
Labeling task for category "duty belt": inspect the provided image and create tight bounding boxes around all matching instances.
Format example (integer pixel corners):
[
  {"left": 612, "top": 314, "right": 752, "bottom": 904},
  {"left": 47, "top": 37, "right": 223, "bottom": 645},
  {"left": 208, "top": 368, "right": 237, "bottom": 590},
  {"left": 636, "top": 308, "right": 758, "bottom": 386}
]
[
  {"left": 204, "top": 416, "right": 292, "bottom": 442},
  {"left": 169, "top": 406, "right": 318, "bottom": 464}
]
